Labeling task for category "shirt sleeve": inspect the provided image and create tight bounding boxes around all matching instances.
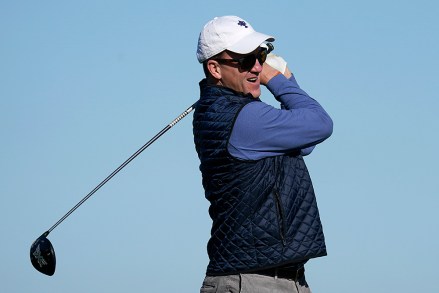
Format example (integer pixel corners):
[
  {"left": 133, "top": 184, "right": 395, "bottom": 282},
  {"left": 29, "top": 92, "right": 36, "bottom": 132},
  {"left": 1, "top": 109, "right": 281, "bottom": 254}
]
[{"left": 228, "top": 74, "right": 333, "bottom": 160}]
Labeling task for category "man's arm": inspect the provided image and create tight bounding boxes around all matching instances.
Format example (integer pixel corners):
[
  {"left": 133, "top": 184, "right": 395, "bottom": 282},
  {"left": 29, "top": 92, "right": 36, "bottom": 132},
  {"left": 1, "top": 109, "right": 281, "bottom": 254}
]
[{"left": 228, "top": 66, "right": 333, "bottom": 160}]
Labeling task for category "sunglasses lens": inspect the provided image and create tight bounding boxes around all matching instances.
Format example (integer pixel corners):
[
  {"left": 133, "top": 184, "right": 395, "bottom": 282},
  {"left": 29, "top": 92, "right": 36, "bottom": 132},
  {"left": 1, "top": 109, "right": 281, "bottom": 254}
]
[
  {"left": 259, "top": 49, "right": 267, "bottom": 64},
  {"left": 239, "top": 49, "right": 267, "bottom": 71},
  {"left": 240, "top": 55, "right": 256, "bottom": 71}
]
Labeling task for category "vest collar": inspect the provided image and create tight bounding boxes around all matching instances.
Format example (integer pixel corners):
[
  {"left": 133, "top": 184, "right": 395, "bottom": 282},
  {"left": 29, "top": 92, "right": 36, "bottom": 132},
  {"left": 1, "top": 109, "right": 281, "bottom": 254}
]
[{"left": 199, "top": 79, "right": 258, "bottom": 101}]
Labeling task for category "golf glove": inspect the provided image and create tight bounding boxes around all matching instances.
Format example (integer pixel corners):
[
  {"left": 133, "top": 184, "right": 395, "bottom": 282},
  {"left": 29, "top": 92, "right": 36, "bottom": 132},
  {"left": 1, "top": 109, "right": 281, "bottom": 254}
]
[{"left": 265, "top": 53, "right": 287, "bottom": 75}]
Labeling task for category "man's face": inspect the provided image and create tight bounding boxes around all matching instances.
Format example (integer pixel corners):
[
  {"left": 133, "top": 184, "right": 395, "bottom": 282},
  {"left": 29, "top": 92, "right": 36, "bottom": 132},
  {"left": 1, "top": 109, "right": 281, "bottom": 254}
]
[{"left": 215, "top": 48, "right": 264, "bottom": 98}]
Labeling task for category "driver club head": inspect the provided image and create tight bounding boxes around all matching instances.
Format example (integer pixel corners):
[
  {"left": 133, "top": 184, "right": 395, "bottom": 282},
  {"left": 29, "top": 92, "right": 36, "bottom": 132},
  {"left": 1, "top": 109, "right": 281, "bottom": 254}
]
[{"left": 30, "top": 232, "right": 56, "bottom": 276}]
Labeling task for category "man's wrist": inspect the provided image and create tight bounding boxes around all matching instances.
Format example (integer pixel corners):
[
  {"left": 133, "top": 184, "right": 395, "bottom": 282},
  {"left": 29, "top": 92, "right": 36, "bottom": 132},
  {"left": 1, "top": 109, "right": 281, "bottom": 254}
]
[{"left": 261, "top": 70, "right": 282, "bottom": 85}]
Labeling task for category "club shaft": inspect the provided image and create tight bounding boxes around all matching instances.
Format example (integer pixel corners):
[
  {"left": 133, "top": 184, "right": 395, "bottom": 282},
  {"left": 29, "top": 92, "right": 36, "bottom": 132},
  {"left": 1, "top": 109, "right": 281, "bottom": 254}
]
[{"left": 46, "top": 102, "right": 196, "bottom": 234}]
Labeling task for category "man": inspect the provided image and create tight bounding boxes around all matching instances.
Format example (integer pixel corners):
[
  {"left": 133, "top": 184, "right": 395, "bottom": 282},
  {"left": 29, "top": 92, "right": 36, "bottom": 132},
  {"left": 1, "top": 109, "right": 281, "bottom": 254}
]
[{"left": 193, "top": 15, "right": 333, "bottom": 293}]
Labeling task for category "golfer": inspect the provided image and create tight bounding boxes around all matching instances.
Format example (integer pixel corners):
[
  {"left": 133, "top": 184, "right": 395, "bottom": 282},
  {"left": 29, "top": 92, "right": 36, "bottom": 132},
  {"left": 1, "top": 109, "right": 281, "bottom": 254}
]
[{"left": 193, "top": 16, "right": 333, "bottom": 292}]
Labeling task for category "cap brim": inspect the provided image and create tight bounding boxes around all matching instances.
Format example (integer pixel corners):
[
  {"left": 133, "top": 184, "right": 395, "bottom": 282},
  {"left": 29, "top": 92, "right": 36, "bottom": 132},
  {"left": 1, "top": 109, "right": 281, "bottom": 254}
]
[{"left": 227, "top": 32, "right": 275, "bottom": 54}]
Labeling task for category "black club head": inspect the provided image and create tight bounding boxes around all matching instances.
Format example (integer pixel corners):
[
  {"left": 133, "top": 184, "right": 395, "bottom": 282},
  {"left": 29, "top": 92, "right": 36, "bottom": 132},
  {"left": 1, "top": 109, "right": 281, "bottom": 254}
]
[{"left": 30, "top": 232, "right": 56, "bottom": 276}]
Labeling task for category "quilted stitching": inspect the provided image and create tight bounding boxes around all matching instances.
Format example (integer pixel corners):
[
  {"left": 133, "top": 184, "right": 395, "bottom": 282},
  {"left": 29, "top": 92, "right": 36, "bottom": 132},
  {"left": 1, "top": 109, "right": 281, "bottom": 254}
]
[{"left": 193, "top": 85, "right": 326, "bottom": 275}]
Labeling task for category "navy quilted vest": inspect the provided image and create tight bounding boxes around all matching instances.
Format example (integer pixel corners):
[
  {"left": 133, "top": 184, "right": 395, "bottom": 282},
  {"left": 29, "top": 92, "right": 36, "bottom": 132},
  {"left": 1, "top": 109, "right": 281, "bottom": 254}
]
[{"left": 193, "top": 81, "right": 327, "bottom": 276}]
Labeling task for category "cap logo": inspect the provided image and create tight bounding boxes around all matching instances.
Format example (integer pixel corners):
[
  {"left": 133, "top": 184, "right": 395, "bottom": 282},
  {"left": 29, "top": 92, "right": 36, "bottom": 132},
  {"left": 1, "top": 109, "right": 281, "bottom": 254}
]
[{"left": 237, "top": 20, "right": 248, "bottom": 28}]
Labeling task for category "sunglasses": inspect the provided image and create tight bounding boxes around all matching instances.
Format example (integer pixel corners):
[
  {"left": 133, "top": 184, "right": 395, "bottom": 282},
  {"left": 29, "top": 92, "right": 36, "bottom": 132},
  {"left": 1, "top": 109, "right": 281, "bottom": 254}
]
[{"left": 214, "top": 43, "right": 274, "bottom": 71}]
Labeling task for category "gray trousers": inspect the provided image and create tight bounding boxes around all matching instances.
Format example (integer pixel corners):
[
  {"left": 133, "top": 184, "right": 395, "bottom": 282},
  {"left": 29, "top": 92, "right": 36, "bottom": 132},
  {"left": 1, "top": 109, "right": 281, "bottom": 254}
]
[{"left": 200, "top": 272, "right": 312, "bottom": 293}]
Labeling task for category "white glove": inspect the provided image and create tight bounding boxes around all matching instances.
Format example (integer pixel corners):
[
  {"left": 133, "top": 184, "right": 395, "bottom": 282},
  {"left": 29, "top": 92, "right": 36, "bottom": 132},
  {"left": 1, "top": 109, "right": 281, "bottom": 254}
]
[{"left": 265, "top": 53, "right": 287, "bottom": 75}]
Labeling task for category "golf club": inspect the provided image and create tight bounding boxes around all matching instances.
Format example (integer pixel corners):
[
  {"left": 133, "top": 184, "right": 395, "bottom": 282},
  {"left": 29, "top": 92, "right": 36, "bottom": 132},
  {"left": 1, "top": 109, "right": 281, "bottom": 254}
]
[{"left": 30, "top": 102, "right": 196, "bottom": 276}]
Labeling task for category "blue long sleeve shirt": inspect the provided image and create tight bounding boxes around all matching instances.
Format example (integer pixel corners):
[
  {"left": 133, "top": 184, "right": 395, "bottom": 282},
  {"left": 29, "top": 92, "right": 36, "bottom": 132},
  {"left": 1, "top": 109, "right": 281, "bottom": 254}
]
[{"left": 228, "top": 74, "right": 333, "bottom": 160}]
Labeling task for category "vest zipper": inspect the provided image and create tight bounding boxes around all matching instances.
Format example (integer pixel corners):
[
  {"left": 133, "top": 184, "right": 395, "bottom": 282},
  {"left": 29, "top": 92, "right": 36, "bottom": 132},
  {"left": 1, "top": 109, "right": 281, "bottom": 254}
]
[{"left": 273, "top": 189, "right": 287, "bottom": 246}]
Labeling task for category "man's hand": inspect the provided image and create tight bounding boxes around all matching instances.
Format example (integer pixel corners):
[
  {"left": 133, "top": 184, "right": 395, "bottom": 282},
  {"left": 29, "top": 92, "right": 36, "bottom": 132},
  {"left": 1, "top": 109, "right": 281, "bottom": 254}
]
[
  {"left": 260, "top": 63, "right": 281, "bottom": 85},
  {"left": 260, "top": 54, "right": 292, "bottom": 85}
]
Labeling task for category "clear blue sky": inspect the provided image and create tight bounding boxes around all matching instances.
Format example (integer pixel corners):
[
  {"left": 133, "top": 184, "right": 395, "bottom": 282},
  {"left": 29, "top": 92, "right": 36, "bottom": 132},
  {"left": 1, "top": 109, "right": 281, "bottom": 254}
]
[{"left": 1, "top": 1, "right": 438, "bottom": 292}]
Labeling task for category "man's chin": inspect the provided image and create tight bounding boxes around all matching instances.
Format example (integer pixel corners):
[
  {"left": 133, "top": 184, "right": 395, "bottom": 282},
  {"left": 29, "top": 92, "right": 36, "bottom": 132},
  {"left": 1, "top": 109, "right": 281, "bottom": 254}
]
[{"left": 249, "top": 89, "right": 261, "bottom": 98}]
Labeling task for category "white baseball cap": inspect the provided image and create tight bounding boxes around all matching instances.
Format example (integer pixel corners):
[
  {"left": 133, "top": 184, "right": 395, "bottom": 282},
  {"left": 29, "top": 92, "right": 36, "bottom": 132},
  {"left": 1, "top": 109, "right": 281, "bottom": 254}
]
[{"left": 196, "top": 16, "right": 275, "bottom": 63}]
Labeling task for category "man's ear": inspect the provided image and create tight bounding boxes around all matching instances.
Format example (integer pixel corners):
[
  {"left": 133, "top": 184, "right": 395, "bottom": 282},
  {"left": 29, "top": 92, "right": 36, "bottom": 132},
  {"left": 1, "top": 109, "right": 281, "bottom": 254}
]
[{"left": 207, "top": 60, "right": 222, "bottom": 80}]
